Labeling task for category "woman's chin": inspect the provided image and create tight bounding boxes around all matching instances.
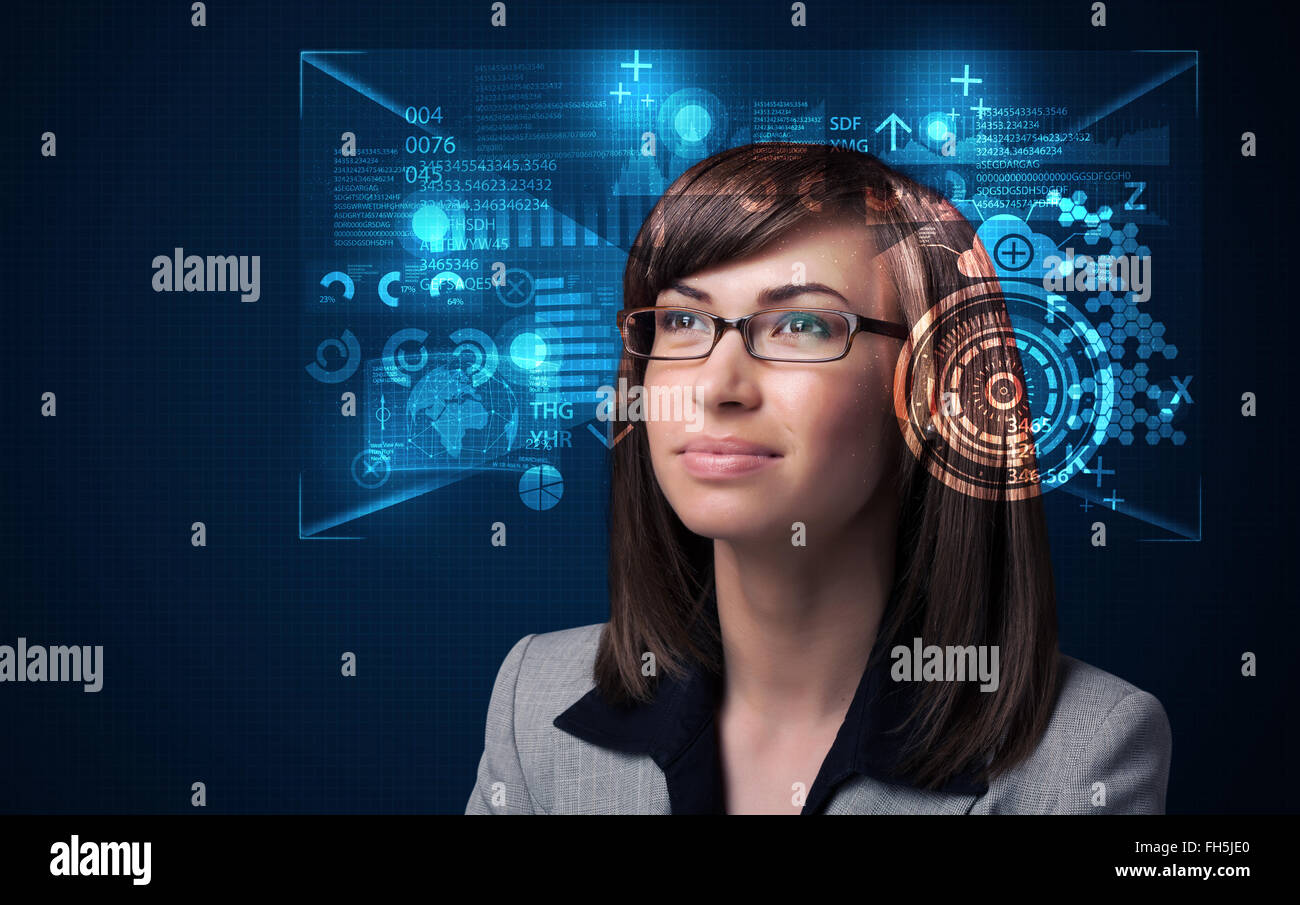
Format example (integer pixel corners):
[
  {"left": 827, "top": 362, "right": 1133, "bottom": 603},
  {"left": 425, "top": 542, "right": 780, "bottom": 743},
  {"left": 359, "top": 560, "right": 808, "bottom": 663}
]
[{"left": 675, "top": 509, "right": 791, "bottom": 544}]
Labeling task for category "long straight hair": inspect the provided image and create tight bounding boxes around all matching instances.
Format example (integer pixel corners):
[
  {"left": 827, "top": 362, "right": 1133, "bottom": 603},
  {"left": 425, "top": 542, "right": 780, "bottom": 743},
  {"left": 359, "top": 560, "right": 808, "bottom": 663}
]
[{"left": 597, "top": 142, "right": 1059, "bottom": 790}]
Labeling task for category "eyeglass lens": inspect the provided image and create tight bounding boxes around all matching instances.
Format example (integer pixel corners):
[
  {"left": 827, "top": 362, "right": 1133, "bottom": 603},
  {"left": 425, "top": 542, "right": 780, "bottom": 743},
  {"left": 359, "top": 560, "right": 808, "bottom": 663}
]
[{"left": 624, "top": 308, "right": 851, "bottom": 361}]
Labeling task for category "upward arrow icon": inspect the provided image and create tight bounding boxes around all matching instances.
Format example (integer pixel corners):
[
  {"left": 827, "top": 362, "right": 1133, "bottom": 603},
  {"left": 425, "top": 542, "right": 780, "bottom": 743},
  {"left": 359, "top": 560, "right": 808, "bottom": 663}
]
[{"left": 874, "top": 113, "right": 912, "bottom": 152}]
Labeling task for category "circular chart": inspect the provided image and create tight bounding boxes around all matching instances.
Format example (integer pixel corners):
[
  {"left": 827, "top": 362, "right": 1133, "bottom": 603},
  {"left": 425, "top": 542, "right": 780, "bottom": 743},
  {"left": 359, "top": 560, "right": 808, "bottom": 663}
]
[
  {"left": 893, "top": 281, "right": 1114, "bottom": 500},
  {"left": 518, "top": 465, "right": 564, "bottom": 511},
  {"left": 350, "top": 448, "right": 392, "bottom": 490}
]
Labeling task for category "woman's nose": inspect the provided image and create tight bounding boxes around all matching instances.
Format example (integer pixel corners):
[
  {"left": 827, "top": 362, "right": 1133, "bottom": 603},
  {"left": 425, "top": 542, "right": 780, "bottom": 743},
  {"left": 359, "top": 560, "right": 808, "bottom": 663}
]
[{"left": 692, "top": 326, "right": 761, "bottom": 408}]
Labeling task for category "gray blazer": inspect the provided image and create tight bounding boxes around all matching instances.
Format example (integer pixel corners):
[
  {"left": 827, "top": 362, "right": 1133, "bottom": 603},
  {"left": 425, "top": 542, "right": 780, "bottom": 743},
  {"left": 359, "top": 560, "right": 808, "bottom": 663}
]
[{"left": 465, "top": 623, "right": 1172, "bottom": 814}]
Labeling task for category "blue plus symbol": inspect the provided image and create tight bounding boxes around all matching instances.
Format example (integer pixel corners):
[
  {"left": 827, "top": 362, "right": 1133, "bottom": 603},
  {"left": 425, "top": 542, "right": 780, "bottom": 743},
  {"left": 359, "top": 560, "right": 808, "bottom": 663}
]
[
  {"left": 994, "top": 234, "right": 1031, "bottom": 271},
  {"left": 1102, "top": 489, "right": 1125, "bottom": 510},
  {"left": 609, "top": 82, "right": 630, "bottom": 103},
  {"left": 1083, "top": 456, "right": 1115, "bottom": 488},
  {"left": 951, "top": 64, "right": 983, "bottom": 96},
  {"left": 621, "top": 50, "right": 652, "bottom": 81},
  {"left": 970, "top": 97, "right": 990, "bottom": 117}
]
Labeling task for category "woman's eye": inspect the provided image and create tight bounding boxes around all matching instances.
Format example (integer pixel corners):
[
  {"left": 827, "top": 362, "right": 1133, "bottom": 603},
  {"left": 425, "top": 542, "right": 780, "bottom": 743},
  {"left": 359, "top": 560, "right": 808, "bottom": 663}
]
[{"left": 776, "top": 315, "right": 829, "bottom": 336}]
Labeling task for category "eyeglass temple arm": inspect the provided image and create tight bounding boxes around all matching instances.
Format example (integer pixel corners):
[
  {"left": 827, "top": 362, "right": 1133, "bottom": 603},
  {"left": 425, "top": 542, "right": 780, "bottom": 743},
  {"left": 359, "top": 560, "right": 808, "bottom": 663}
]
[{"left": 854, "top": 314, "right": 910, "bottom": 340}]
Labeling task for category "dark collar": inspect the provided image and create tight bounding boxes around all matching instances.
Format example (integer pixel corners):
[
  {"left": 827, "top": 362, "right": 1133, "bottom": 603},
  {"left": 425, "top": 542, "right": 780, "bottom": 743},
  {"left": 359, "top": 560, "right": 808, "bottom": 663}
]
[{"left": 554, "top": 585, "right": 990, "bottom": 814}]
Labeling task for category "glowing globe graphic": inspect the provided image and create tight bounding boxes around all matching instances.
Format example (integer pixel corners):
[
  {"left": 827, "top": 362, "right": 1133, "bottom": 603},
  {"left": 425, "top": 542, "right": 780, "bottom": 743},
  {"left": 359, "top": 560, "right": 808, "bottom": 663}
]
[{"left": 405, "top": 366, "right": 518, "bottom": 466}]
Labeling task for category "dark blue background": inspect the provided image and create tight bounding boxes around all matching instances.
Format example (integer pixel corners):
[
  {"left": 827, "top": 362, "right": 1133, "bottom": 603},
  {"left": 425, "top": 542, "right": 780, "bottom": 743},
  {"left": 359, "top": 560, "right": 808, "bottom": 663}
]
[{"left": 2, "top": 0, "right": 1292, "bottom": 813}]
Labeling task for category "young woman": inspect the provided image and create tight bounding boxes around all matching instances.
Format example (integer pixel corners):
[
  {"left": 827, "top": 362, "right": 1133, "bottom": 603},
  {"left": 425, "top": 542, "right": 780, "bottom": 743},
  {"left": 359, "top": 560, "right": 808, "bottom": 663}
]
[{"left": 466, "top": 143, "right": 1172, "bottom": 814}]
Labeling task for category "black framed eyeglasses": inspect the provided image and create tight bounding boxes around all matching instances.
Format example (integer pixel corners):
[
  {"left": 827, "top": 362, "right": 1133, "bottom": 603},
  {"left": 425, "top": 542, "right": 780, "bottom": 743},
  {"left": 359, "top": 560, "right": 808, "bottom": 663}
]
[{"left": 617, "top": 305, "right": 909, "bottom": 362}]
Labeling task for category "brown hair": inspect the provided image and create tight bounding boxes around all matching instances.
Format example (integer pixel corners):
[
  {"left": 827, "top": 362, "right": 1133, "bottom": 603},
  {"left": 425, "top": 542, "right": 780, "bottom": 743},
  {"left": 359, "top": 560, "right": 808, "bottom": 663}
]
[{"left": 597, "top": 142, "right": 1059, "bottom": 790}]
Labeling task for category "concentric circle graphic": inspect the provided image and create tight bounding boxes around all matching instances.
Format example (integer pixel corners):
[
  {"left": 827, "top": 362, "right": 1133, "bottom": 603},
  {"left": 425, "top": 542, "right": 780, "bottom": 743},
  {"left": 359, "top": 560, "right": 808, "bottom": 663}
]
[
  {"left": 894, "top": 282, "right": 1115, "bottom": 500},
  {"left": 350, "top": 448, "right": 392, "bottom": 490},
  {"left": 657, "top": 88, "right": 729, "bottom": 160}
]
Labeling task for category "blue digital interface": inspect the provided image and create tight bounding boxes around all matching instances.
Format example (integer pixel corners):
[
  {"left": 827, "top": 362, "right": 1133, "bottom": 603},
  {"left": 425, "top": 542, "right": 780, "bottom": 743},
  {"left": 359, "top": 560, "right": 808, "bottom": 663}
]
[{"left": 300, "top": 50, "right": 1200, "bottom": 541}]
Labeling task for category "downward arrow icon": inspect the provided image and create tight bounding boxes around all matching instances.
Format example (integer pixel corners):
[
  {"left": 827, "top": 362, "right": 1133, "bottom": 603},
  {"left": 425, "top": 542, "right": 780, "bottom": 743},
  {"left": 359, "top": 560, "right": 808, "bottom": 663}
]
[{"left": 587, "top": 421, "right": 634, "bottom": 449}]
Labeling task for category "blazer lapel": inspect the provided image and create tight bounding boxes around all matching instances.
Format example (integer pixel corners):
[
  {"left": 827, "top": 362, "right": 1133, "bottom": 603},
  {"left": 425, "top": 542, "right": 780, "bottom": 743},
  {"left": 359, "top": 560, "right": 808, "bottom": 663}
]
[{"left": 822, "top": 774, "right": 981, "bottom": 814}]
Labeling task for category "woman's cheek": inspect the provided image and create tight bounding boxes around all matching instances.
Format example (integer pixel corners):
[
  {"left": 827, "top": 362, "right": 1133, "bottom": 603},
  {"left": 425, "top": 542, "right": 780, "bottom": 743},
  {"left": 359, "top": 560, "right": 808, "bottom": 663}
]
[{"left": 645, "top": 421, "right": 673, "bottom": 484}]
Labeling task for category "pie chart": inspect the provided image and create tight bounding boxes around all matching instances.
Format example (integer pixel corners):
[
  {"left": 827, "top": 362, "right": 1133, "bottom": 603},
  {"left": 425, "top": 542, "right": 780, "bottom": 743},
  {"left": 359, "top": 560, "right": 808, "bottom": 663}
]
[{"left": 519, "top": 464, "right": 564, "bottom": 511}]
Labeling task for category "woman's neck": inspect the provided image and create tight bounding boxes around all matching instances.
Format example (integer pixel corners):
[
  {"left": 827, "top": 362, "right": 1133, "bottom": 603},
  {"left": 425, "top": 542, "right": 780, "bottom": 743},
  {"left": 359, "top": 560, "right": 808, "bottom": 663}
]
[{"left": 711, "top": 494, "right": 900, "bottom": 726}]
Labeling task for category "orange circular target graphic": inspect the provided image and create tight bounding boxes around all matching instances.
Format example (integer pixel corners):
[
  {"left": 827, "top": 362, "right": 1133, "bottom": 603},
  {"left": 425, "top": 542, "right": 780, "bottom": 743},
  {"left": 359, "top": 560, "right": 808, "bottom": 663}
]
[{"left": 893, "top": 282, "right": 1044, "bottom": 501}]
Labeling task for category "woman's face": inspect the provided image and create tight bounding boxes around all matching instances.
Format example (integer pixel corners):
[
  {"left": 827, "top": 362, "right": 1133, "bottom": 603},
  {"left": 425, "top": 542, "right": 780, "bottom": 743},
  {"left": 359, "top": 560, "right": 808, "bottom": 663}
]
[{"left": 644, "top": 217, "right": 908, "bottom": 544}]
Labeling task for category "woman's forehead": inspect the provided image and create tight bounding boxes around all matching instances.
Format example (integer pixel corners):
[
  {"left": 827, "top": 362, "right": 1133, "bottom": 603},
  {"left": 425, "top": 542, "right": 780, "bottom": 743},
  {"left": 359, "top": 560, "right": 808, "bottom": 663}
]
[
  {"left": 763, "top": 216, "right": 881, "bottom": 255},
  {"left": 660, "top": 221, "right": 892, "bottom": 312}
]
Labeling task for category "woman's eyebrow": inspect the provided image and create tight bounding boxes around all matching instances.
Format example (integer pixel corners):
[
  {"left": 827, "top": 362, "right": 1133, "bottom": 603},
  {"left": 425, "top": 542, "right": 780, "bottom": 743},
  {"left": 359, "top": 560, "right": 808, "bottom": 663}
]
[{"left": 667, "top": 280, "right": 851, "bottom": 306}]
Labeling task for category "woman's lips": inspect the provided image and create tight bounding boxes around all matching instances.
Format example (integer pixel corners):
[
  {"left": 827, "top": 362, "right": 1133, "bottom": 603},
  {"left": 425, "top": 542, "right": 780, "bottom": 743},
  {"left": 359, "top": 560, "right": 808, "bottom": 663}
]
[{"left": 678, "top": 450, "right": 781, "bottom": 478}]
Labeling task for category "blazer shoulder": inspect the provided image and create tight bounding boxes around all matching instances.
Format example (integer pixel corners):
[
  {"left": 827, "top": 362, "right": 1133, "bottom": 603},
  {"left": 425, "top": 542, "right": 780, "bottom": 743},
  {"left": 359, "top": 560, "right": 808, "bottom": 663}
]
[
  {"left": 466, "top": 623, "right": 607, "bottom": 814},
  {"left": 979, "top": 652, "right": 1172, "bottom": 813},
  {"left": 505, "top": 622, "right": 606, "bottom": 731},
  {"left": 522, "top": 621, "right": 605, "bottom": 663},
  {"left": 1052, "top": 652, "right": 1166, "bottom": 729}
]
